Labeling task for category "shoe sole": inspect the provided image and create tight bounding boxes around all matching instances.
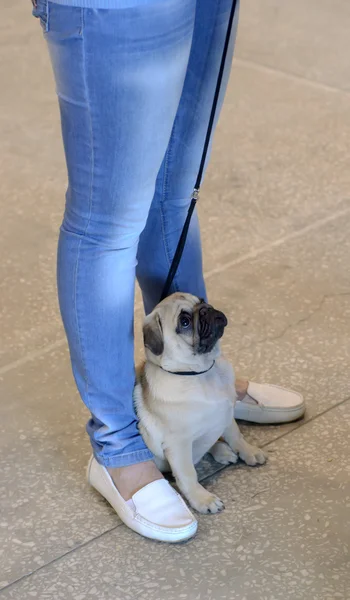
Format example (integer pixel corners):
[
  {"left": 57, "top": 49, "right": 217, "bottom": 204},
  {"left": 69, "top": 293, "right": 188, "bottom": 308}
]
[{"left": 234, "top": 402, "right": 306, "bottom": 424}]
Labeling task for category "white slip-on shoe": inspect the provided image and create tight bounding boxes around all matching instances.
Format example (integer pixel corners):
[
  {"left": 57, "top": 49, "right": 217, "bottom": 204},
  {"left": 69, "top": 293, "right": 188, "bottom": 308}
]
[
  {"left": 234, "top": 382, "right": 305, "bottom": 424},
  {"left": 87, "top": 456, "right": 197, "bottom": 543}
]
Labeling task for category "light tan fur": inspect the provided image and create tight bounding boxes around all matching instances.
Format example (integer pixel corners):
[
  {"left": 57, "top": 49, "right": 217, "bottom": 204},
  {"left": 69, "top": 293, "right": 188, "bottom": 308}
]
[{"left": 134, "top": 293, "right": 266, "bottom": 514}]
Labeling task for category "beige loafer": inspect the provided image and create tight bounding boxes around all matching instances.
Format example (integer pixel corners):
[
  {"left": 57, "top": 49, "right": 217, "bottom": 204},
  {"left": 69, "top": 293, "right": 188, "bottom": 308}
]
[
  {"left": 234, "top": 383, "right": 305, "bottom": 424},
  {"left": 87, "top": 456, "right": 197, "bottom": 543}
]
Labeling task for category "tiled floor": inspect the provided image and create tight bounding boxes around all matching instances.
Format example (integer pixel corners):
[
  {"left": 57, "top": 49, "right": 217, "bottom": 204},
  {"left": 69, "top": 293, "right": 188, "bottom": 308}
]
[{"left": 1, "top": 1, "right": 349, "bottom": 598}]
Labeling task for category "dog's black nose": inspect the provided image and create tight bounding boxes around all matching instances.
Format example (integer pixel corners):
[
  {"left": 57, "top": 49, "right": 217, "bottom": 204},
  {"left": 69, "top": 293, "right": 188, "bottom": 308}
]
[
  {"left": 214, "top": 311, "right": 228, "bottom": 328},
  {"left": 199, "top": 305, "right": 227, "bottom": 328}
]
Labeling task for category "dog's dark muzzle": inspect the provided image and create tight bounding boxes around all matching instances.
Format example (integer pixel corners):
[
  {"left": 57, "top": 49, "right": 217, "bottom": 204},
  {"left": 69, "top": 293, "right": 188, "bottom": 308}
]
[{"left": 196, "top": 304, "right": 228, "bottom": 354}]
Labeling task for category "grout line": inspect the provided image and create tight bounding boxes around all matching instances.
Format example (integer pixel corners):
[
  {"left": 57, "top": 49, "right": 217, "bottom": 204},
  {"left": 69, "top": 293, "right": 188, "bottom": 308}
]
[
  {"left": 2, "top": 204, "right": 350, "bottom": 378},
  {"left": 200, "top": 394, "right": 350, "bottom": 484},
  {"left": 0, "top": 302, "right": 142, "bottom": 377},
  {"left": 204, "top": 205, "right": 350, "bottom": 279},
  {"left": 0, "top": 524, "right": 123, "bottom": 594},
  {"left": 0, "top": 339, "right": 67, "bottom": 377},
  {"left": 233, "top": 57, "right": 350, "bottom": 97},
  {"left": 1, "top": 394, "right": 349, "bottom": 595}
]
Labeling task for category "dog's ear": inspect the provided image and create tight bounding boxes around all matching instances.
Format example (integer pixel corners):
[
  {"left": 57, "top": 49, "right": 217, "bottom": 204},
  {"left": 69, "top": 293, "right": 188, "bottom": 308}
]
[{"left": 143, "top": 313, "right": 164, "bottom": 356}]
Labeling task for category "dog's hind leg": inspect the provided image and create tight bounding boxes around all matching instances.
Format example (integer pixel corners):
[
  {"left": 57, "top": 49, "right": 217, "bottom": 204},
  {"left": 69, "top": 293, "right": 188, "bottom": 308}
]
[{"left": 209, "top": 441, "right": 238, "bottom": 465}]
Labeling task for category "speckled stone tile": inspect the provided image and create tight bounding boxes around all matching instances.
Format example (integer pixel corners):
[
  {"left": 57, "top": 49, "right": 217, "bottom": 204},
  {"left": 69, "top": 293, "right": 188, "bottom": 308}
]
[
  {"left": 0, "top": 348, "right": 119, "bottom": 587},
  {"left": 207, "top": 214, "right": 350, "bottom": 452},
  {"left": 2, "top": 2, "right": 350, "bottom": 367},
  {"left": 2, "top": 400, "right": 349, "bottom": 600},
  {"left": 0, "top": 4, "right": 68, "bottom": 369},
  {"left": 236, "top": 0, "right": 350, "bottom": 91},
  {"left": 199, "top": 61, "right": 350, "bottom": 272},
  {"left": 2, "top": 0, "right": 350, "bottom": 593},
  {"left": 2, "top": 208, "right": 349, "bottom": 586}
]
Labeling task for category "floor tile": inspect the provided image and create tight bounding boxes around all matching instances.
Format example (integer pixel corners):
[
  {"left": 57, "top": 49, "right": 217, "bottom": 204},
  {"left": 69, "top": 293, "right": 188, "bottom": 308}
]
[
  {"left": 2, "top": 1, "right": 350, "bottom": 595},
  {"left": 2, "top": 210, "right": 349, "bottom": 586},
  {"left": 205, "top": 213, "right": 350, "bottom": 448},
  {"left": 0, "top": 349, "right": 117, "bottom": 586},
  {"left": 2, "top": 401, "right": 349, "bottom": 599},
  {"left": 202, "top": 61, "right": 350, "bottom": 272},
  {"left": 236, "top": 0, "right": 350, "bottom": 91}
]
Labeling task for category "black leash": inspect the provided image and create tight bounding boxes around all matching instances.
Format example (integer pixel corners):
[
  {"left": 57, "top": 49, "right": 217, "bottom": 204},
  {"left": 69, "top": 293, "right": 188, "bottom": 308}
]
[{"left": 160, "top": 0, "right": 238, "bottom": 302}]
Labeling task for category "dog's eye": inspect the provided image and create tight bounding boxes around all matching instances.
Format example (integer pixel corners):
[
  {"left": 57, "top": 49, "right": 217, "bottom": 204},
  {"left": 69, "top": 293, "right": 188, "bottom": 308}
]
[{"left": 179, "top": 313, "right": 191, "bottom": 329}]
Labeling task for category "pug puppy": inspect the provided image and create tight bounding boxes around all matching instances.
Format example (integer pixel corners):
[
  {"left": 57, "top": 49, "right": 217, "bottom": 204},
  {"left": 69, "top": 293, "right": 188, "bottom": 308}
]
[{"left": 134, "top": 293, "right": 266, "bottom": 514}]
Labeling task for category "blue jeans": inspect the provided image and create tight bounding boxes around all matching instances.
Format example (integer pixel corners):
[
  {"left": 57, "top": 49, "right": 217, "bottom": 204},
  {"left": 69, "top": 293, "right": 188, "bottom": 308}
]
[{"left": 34, "top": 0, "right": 239, "bottom": 467}]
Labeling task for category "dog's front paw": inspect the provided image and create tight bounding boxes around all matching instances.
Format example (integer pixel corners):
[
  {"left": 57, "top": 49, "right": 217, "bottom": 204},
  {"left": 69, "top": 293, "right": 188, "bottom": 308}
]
[
  {"left": 188, "top": 487, "right": 225, "bottom": 514},
  {"left": 239, "top": 444, "right": 267, "bottom": 466}
]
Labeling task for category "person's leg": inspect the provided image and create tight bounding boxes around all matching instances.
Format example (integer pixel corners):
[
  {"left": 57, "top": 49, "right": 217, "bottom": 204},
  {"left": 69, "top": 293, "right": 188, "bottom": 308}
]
[
  {"left": 135, "top": 0, "right": 306, "bottom": 424},
  {"left": 137, "top": 0, "right": 239, "bottom": 312},
  {"left": 36, "top": 0, "right": 196, "bottom": 494}
]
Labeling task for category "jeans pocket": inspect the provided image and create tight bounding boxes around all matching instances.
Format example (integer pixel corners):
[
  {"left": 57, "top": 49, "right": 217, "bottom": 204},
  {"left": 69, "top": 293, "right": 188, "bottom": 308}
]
[
  {"left": 33, "top": 1, "right": 83, "bottom": 38},
  {"left": 32, "top": 0, "right": 49, "bottom": 33},
  {"left": 46, "top": 3, "right": 83, "bottom": 39}
]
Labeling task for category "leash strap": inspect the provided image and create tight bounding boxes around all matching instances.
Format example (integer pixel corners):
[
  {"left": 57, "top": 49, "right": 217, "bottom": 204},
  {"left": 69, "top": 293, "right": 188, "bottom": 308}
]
[{"left": 160, "top": 0, "right": 238, "bottom": 302}]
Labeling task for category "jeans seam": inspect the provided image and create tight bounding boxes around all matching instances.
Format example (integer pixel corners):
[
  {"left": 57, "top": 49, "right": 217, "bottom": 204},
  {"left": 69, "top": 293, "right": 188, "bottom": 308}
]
[
  {"left": 81, "top": 9, "right": 94, "bottom": 238},
  {"left": 36, "top": 0, "right": 49, "bottom": 33},
  {"left": 45, "top": 0, "right": 50, "bottom": 33},
  {"left": 80, "top": 4, "right": 84, "bottom": 35},
  {"left": 188, "top": 0, "right": 221, "bottom": 163},
  {"left": 73, "top": 10, "right": 94, "bottom": 398},
  {"left": 96, "top": 448, "right": 153, "bottom": 468},
  {"left": 101, "top": 450, "right": 149, "bottom": 459},
  {"left": 158, "top": 1, "right": 220, "bottom": 295},
  {"left": 159, "top": 121, "right": 180, "bottom": 295}
]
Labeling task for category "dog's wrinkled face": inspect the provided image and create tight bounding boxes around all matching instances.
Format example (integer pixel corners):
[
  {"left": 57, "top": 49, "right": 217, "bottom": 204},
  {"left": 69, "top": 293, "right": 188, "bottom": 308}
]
[{"left": 143, "top": 293, "right": 228, "bottom": 369}]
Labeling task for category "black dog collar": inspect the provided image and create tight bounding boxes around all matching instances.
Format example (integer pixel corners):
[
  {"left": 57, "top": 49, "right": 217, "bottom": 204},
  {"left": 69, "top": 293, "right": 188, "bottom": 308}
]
[{"left": 160, "top": 360, "right": 215, "bottom": 376}]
